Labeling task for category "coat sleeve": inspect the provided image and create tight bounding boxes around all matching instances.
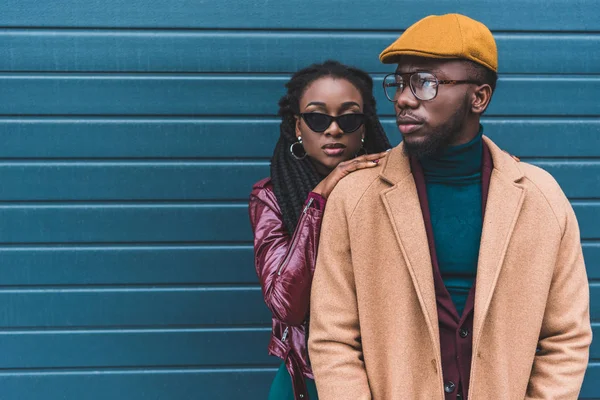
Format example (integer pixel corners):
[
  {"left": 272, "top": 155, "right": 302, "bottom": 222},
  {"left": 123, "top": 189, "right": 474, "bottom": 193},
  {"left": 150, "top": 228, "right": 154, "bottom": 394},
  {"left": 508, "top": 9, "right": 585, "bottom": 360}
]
[
  {"left": 526, "top": 196, "right": 592, "bottom": 399},
  {"left": 249, "top": 187, "right": 325, "bottom": 326},
  {"left": 308, "top": 187, "right": 371, "bottom": 399}
]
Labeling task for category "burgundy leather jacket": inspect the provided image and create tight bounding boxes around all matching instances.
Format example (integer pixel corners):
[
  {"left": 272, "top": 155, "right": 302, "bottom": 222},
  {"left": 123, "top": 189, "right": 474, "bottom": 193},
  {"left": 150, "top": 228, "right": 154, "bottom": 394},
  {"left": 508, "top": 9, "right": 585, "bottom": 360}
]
[{"left": 248, "top": 177, "right": 326, "bottom": 400}]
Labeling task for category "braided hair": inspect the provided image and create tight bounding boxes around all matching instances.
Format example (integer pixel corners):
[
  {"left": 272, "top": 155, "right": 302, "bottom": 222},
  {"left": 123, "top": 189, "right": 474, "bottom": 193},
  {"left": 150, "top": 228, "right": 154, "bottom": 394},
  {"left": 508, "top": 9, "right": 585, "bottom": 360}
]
[{"left": 271, "top": 60, "right": 392, "bottom": 235}]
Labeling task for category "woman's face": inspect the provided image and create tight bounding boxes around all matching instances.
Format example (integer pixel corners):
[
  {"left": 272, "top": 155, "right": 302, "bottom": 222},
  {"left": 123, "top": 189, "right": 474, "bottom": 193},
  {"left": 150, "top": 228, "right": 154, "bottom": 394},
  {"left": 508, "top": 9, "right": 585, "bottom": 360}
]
[{"left": 295, "top": 77, "right": 366, "bottom": 175}]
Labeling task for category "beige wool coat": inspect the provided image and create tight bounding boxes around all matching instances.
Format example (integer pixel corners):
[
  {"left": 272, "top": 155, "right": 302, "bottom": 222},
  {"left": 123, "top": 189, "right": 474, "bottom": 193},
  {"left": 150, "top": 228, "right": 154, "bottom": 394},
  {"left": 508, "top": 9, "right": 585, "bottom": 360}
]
[{"left": 308, "top": 136, "right": 592, "bottom": 399}]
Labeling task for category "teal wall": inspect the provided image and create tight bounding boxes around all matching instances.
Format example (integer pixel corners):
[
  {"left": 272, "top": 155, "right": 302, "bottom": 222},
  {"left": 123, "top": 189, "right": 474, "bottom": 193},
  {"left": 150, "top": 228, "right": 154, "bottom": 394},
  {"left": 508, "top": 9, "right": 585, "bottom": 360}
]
[{"left": 0, "top": 1, "right": 597, "bottom": 398}]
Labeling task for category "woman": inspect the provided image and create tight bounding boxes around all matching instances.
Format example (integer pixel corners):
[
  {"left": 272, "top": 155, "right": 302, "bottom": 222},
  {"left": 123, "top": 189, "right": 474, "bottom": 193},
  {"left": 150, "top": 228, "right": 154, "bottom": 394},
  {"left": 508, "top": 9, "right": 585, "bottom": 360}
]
[{"left": 248, "top": 60, "right": 391, "bottom": 399}]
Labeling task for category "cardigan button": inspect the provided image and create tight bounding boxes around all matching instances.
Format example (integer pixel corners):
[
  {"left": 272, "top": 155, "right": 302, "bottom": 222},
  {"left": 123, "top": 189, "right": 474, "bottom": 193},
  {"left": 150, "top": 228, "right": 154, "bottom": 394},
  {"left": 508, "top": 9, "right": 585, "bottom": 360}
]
[
  {"left": 444, "top": 381, "right": 456, "bottom": 393},
  {"left": 459, "top": 328, "right": 469, "bottom": 338}
]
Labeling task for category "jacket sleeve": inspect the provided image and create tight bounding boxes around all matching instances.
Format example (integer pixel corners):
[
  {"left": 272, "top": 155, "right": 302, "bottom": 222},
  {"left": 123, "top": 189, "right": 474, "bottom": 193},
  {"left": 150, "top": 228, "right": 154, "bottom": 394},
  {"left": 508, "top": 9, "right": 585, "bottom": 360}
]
[
  {"left": 308, "top": 187, "right": 371, "bottom": 399},
  {"left": 249, "top": 187, "right": 325, "bottom": 326},
  {"left": 526, "top": 196, "right": 592, "bottom": 399}
]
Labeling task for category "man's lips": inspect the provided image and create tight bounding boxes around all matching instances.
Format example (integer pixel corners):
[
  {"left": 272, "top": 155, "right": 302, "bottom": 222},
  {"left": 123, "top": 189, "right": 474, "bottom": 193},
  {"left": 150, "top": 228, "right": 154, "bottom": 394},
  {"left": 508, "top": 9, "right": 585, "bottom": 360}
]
[
  {"left": 397, "top": 123, "right": 423, "bottom": 134},
  {"left": 397, "top": 117, "right": 424, "bottom": 135}
]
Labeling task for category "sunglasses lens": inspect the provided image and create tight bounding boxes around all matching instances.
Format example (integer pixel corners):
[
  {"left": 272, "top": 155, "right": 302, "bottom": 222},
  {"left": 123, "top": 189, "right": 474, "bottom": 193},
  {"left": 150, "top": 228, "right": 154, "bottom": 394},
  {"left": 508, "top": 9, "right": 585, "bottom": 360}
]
[
  {"left": 337, "top": 114, "right": 365, "bottom": 133},
  {"left": 302, "top": 113, "right": 332, "bottom": 132}
]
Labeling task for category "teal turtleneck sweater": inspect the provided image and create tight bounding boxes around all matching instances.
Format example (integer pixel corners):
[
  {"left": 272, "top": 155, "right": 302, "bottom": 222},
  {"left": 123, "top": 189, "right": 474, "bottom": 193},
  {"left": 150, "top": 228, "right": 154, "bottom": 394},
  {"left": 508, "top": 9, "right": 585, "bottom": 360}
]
[{"left": 420, "top": 129, "right": 483, "bottom": 316}]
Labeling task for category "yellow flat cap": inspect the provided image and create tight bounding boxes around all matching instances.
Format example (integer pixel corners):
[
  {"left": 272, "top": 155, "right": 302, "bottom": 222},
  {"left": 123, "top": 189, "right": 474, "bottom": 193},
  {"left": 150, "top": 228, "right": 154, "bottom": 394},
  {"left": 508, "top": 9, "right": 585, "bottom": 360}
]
[{"left": 379, "top": 13, "right": 498, "bottom": 72}]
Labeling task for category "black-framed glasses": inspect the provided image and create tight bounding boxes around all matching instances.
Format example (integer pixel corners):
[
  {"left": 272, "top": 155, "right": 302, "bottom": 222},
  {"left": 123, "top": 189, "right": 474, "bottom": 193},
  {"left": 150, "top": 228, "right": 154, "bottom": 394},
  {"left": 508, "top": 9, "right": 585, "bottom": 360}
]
[
  {"left": 383, "top": 72, "right": 480, "bottom": 102},
  {"left": 299, "top": 112, "right": 365, "bottom": 133}
]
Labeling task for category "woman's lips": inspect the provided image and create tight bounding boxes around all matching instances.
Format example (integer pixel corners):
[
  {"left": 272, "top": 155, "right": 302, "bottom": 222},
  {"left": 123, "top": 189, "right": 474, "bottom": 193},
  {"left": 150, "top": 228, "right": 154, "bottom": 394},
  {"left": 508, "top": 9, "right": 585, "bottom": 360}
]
[
  {"left": 322, "top": 144, "right": 346, "bottom": 156},
  {"left": 323, "top": 147, "right": 346, "bottom": 156}
]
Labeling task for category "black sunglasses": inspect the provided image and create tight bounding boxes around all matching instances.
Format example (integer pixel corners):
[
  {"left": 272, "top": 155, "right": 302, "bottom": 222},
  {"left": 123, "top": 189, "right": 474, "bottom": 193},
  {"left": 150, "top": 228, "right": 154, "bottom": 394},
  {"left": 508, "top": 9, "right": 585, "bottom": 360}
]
[{"left": 299, "top": 112, "right": 365, "bottom": 133}]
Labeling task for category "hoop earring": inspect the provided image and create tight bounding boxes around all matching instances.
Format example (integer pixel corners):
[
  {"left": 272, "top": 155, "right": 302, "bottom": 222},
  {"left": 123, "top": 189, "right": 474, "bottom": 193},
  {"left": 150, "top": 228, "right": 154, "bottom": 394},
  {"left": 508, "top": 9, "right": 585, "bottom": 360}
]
[
  {"left": 355, "top": 137, "right": 368, "bottom": 157},
  {"left": 290, "top": 136, "right": 307, "bottom": 160}
]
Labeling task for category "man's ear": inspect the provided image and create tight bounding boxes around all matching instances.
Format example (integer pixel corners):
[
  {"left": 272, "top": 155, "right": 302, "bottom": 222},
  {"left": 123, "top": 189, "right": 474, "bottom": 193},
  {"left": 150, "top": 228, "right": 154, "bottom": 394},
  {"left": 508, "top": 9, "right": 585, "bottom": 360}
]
[{"left": 471, "top": 84, "right": 493, "bottom": 115}]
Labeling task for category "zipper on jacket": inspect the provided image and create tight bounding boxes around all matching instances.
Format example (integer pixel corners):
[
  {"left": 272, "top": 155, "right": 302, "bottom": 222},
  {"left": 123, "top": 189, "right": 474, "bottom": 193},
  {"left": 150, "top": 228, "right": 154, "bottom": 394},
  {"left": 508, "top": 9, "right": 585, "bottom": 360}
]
[
  {"left": 302, "top": 197, "right": 314, "bottom": 214},
  {"left": 281, "top": 326, "right": 289, "bottom": 341},
  {"left": 277, "top": 198, "right": 314, "bottom": 276}
]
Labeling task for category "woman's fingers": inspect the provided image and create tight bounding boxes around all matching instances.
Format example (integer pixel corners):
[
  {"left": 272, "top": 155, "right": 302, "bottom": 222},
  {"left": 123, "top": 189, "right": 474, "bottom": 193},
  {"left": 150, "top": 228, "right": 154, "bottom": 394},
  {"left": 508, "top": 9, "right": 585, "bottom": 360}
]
[
  {"left": 335, "top": 150, "right": 389, "bottom": 176},
  {"left": 352, "top": 151, "right": 388, "bottom": 163},
  {"left": 341, "top": 159, "right": 380, "bottom": 173}
]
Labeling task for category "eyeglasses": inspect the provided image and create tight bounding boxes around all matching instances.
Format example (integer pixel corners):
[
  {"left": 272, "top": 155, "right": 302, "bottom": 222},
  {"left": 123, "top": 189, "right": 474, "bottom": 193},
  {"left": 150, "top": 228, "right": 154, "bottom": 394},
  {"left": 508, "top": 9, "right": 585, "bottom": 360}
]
[
  {"left": 383, "top": 72, "right": 480, "bottom": 102},
  {"left": 299, "top": 112, "right": 365, "bottom": 133}
]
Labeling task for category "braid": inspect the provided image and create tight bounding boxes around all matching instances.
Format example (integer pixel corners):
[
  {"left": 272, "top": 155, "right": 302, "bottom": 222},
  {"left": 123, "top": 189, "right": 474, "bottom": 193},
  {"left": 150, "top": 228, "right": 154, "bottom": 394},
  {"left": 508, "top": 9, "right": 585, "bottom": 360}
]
[
  {"left": 271, "top": 124, "right": 321, "bottom": 235},
  {"left": 271, "top": 60, "right": 391, "bottom": 235}
]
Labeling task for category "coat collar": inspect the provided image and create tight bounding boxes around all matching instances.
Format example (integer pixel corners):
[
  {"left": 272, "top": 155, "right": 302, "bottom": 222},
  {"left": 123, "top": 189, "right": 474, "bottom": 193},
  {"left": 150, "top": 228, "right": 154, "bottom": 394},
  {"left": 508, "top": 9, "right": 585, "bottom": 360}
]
[
  {"left": 379, "top": 136, "right": 524, "bottom": 186},
  {"left": 378, "top": 136, "right": 526, "bottom": 357}
]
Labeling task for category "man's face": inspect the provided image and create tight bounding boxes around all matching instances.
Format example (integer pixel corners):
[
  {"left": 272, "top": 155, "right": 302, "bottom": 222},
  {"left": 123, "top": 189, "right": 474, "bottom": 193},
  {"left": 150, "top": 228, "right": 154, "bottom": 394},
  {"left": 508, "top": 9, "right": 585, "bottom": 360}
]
[{"left": 393, "top": 56, "right": 477, "bottom": 158}]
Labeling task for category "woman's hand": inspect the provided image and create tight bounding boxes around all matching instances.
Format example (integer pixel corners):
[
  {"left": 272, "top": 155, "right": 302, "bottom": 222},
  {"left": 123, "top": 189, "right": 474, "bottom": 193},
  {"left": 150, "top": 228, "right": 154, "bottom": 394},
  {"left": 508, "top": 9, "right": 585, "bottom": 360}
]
[{"left": 312, "top": 151, "right": 389, "bottom": 199}]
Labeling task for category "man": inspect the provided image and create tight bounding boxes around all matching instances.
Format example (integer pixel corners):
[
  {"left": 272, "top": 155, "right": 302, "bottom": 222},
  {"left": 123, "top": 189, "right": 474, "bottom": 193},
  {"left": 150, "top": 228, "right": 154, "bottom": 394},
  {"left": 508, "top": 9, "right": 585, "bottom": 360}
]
[{"left": 308, "top": 13, "right": 591, "bottom": 399}]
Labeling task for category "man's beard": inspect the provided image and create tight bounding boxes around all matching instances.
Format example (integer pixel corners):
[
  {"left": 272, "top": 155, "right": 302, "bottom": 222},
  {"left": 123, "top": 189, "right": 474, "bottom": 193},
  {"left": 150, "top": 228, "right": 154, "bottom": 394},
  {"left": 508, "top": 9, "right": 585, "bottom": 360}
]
[{"left": 402, "top": 100, "right": 469, "bottom": 159}]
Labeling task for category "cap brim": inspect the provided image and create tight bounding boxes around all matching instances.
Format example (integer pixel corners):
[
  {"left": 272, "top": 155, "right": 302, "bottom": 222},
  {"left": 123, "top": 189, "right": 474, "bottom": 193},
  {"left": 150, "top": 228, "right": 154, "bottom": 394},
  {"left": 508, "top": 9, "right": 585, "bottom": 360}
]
[
  {"left": 380, "top": 49, "right": 497, "bottom": 72},
  {"left": 380, "top": 49, "right": 463, "bottom": 64}
]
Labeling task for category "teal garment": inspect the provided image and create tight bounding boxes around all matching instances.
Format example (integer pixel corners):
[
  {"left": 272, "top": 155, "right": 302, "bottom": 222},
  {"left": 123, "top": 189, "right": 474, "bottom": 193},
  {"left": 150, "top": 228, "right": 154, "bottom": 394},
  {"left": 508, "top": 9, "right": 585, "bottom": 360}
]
[
  {"left": 420, "top": 128, "right": 484, "bottom": 316},
  {"left": 268, "top": 362, "right": 319, "bottom": 400}
]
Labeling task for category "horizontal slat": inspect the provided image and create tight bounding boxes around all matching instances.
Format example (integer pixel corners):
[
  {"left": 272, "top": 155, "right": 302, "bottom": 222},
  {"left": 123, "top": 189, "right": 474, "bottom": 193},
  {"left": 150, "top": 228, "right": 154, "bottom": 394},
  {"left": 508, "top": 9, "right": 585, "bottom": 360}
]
[
  {"left": 0, "top": 118, "right": 597, "bottom": 159},
  {"left": 581, "top": 363, "right": 600, "bottom": 399},
  {"left": 0, "top": 244, "right": 596, "bottom": 286},
  {"left": 0, "top": 202, "right": 595, "bottom": 244},
  {"left": 0, "top": 0, "right": 597, "bottom": 31},
  {"left": 0, "top": 328, "right": 275, "bottom": 368},
  {"left": 470, "top": 119, "right": 600, "bottom": 158},
  {"left": 0, "top": 283, "right": 595, "bottom": 328},
  {"left": 590, "top": 323, "right": 600, "bottom": 361},
  {"left": 0, "top": 117, "right": 275, "bottom": 158},
  {"left": 0, "top": 288, "right": 270, "bottom": 327},
  {"left": 0, "top": 324, "right": 597, "bottom": 371},
  {"left": 574, "top": 203, "right": 600, "bottom": 240},
  {"left": 0, "top": 160, "right": 595, "bottom": 201},
  {"left": 0, "top": 366, "right": 596, "bottom": 400},
  {"left": 0, "top": 324, "right": 598, "bottom": 368},
  {"left": 1, "top": 324, "right": 597, "bottom": 369},
  {"left": 0, "top": 242, "right": 595, "bottom": 287},
  {"left": 0, "top": 75, "right": 598, "bottom": 116},
  {"left": 0, "top": 30, "right": 598, "bottom": 74},
  {"left": 0, "top": 204, "right": 253, "bottom": 243},
  {"left": 586, "top": 243, "right": 600, "bottom": 280},
  {"left": 0, "top": 368, "right": 274, "bottom": 400},
  {"left": 592, "top": 283, "right": 600, "bottom": 322},
  {"left": 0, "top": 245, "right": 258, "bottom": 285},
  {"left": 526, "top": 162, "right": 600, "bottom": 200},
  {"left": 0, "top": 162, "right": 266, "bottom": 201}
]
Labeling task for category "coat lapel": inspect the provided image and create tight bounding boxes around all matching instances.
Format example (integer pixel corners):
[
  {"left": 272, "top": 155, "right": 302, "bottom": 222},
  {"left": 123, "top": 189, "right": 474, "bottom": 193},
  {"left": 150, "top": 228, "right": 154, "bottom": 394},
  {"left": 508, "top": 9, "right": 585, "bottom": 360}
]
[
  {"left": 379, "top": 145, "right": 440, "bottom": 350},
  {"left": 473, "top": 137, "right": 526, "bottom": 347},
  {"left": 378, "top": 138, "right": 526, "bottom": 358}
]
